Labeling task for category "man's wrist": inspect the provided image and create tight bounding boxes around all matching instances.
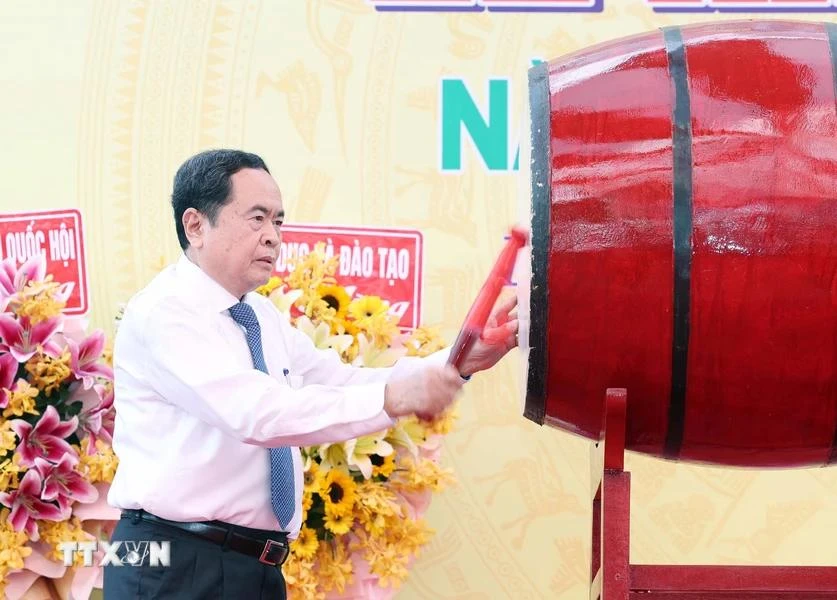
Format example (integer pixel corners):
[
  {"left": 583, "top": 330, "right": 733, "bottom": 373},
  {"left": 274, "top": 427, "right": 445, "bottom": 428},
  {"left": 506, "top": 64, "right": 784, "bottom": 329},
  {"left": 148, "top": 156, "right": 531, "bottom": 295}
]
[{"left": 383, "top": 382, "right": 407, "bottom": 418}]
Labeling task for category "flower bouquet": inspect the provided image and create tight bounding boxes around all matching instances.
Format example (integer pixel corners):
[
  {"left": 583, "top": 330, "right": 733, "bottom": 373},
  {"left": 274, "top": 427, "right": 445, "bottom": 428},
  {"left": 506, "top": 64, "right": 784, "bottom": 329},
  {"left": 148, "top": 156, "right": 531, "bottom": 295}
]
[
  {"left": 255, "top": 243, "right": 458, "bottom": 600},
  {"left": 0, "top": 255, "right": 119, "bottom": 600}
]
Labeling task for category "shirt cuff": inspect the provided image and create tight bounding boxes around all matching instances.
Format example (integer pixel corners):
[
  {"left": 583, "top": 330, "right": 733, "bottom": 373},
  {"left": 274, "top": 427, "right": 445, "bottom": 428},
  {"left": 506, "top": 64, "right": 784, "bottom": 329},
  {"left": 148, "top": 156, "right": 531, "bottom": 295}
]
[
  {"left": 426, "top": 347, "right": 470, "bottom": 379},
  {"left": 316, "top": 382, "right": 395, "bottom": 441}
]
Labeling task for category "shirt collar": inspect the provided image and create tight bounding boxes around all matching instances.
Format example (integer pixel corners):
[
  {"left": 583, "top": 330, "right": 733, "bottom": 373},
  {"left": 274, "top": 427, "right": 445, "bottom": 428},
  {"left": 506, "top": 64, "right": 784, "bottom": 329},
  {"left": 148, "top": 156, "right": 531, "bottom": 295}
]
[{"left": 174, "top": 253, "right": 246, "bottom": 314}]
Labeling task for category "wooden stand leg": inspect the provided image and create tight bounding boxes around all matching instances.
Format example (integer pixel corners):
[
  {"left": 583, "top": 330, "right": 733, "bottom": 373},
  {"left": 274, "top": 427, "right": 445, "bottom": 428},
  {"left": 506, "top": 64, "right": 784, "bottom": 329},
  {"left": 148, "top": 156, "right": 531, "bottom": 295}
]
[
  {"left": 588, "top": 387, "right": 837, "bottom": 599},
  {"left": 591, "top": 388, "right": 630, "bottom": 600}
]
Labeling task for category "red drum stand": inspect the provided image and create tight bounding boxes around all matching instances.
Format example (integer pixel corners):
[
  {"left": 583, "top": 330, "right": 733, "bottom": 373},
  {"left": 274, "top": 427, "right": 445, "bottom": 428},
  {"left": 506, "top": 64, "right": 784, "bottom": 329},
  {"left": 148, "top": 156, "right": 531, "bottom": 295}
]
[{"left": 590, "top": 389, "right": 837, "bottom": 600}]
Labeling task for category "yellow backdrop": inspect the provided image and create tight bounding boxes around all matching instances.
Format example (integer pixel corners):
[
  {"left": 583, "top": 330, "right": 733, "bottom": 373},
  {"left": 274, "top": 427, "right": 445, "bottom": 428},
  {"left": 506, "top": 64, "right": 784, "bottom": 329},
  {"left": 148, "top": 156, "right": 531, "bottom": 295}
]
[{"left": 3, "top": 1, "right": 837, "bottom": 598}]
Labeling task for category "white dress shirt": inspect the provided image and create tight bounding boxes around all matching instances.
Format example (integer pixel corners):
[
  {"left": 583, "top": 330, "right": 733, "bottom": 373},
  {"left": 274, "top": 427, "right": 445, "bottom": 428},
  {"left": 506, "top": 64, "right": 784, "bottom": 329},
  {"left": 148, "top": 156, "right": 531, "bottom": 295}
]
[{"left": 108, "top": 253, "right": 447, "bottom": 538}]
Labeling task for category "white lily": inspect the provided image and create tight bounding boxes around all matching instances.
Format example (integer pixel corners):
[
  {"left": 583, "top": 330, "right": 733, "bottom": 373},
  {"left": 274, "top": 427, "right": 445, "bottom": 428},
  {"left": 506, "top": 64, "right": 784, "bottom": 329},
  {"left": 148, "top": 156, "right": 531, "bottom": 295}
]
[
  {"left": 344, "top": 432, "right": 394, "bottom": 479},
  {"left": 268, "top": 286, "right": 303, "bottom": 318},
  {"left": 295, "top": 315, "right": 354, "bottom": 353},
  {"left": 317, "top": 442, "right": 350, "bottom": 474},
  {"left": 351, "top": 333, "right": 407, "bottom": 368}
]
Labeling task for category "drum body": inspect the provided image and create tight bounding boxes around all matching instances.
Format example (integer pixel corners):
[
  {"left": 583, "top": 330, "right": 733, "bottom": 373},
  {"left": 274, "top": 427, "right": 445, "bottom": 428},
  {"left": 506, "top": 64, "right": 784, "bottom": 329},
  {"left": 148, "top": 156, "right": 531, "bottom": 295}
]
[{"left": 521, "top": 20, "right": 837, "bottom": 468}]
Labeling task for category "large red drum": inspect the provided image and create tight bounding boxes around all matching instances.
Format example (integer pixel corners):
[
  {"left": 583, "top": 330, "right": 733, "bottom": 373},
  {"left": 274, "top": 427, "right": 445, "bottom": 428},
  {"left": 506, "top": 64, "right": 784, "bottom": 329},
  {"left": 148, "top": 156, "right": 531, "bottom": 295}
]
[{"left": 520, "top": 20, "right": 837, "bottom": 468}]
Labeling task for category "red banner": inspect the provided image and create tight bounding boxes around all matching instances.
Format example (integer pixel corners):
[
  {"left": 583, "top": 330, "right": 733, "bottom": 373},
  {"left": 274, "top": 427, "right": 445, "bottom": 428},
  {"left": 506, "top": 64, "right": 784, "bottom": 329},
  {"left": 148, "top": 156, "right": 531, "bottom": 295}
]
[
  {"left": 277, "top": 224, "right": 423, "bottom": 330},
  {"left": 0, "top": 209, "right": 89, "bottom": 315}
]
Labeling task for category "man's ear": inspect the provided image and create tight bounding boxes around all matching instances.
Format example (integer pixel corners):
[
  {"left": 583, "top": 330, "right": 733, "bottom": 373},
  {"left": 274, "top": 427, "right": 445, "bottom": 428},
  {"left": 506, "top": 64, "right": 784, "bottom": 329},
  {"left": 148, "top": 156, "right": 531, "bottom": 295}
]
[{"left": 182, "top": 208, "right": 205, "bottom": 248}]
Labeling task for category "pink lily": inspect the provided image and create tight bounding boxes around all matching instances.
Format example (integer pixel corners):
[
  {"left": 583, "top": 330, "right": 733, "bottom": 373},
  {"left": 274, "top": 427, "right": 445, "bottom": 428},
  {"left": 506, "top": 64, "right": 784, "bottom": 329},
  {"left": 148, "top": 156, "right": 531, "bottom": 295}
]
[
  {"left": 12, "top": 253, "right": 47, "bottom": 291},
  {"left": 0, "top": 258, "right": 16, "bottom": 307},
  {"left": 0, "top": 468, "right": 65, "bottom": 540},
  {"left": 0, "top": 254, "right": 45, "bottom": 297},
  {"left": 0, "top": 313, "right": 63, "bottom": 363},
  {"left": 0, "top": 351, "right": 17, "bottom": 409},
  {"left": 66, "top": 330, "right": 113, "bottom": 388},
  {"left": 76, "top": 383, "right": 115, "bottom": 454},
  {"left": 0, "top": 253, "right": 72, "bottom": 319},
  {"left": 47, "top": 279, "right": 75, "bottom": 306},
  {"left": 11, "top": 405, "right": 78, "bottom": 467},
  {"left": 33, "top": 454, "right": 98, "bottom": 511}
]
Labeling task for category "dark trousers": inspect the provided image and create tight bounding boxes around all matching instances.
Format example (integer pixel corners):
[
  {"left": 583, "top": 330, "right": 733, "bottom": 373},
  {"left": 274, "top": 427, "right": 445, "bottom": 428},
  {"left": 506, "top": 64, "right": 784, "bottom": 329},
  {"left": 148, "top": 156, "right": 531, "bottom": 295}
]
[{"left": 102, "top": 513, "right": 287, "bottom": 599}]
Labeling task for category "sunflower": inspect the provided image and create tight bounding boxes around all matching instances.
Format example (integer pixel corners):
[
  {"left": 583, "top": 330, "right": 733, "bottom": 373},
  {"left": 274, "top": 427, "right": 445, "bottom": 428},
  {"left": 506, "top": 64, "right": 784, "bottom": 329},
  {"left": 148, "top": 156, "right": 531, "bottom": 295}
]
[
  {"left": 370, "top": 453, "right": 396, "bottom": 479},
  {"left": 290, "top": 526, "right": 320, "bottom": 559},
  {"left": 323, "top": 508, "right": 352, "bottom": 536},
  {"left": 320, "top": 469, "right": 357, "bottom": 516},
  {"left": 316, "top": 284, "right": 351, "bottom": 320},
  {"left": 347, "top": 296, "right": 389, "bottom": 322}
]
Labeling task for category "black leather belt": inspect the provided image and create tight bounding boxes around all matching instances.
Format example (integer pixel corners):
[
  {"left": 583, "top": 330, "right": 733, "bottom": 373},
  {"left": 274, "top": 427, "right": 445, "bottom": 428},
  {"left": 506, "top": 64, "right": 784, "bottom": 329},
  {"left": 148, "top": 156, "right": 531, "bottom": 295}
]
[{"left": 122, "top": 509, "right": 289, "bottom": 567}]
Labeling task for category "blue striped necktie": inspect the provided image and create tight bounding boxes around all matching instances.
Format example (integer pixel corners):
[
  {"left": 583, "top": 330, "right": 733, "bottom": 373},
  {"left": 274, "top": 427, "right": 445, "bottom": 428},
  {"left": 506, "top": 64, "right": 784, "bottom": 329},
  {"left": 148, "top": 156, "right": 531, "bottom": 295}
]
[{"left": 228, "top": 301, "right": 295, "bottom": 530}]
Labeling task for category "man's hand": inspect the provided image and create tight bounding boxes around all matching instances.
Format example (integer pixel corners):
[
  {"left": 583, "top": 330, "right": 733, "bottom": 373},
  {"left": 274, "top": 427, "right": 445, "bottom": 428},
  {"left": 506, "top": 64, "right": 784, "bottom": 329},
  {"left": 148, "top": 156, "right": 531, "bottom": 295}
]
[
  {"left": 384, "top": 364, "right": 465, "bottom": 420},
  {"left": 457, "top": 293, "right": 519, "bottom": 377}
]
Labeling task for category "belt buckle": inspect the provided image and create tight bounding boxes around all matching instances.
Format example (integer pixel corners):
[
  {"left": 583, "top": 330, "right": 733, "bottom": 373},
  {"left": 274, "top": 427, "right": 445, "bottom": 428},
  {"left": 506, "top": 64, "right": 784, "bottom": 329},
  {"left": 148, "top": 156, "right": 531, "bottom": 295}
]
[{"left": 259, "top": 539, "right": 289, "bottom": 566}]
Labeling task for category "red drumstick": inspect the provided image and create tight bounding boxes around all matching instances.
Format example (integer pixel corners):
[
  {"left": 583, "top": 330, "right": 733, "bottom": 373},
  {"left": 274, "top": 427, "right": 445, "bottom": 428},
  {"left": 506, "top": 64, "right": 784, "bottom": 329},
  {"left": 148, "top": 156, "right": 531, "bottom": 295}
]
[{"left": 448, "top": 226, "right": 529, "bottom": 372}]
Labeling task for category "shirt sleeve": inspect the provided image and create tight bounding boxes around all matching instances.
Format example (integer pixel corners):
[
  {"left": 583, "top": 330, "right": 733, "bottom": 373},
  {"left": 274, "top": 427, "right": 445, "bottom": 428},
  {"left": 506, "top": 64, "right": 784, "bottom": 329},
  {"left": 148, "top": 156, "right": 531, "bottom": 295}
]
[
  {"left": 277, "top": 311, "right": 450, "bottom": 387},
  {"left": 267, "top": 307, "right": 452, "bottom": 443},
  {"left": 136, "top": 296, "right": 431, "bottom": 448}
]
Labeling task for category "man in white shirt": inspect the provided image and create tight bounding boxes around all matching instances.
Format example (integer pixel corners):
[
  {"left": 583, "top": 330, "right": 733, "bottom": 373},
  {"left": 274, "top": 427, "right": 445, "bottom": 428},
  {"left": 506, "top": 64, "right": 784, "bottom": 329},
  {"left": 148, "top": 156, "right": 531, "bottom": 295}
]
[{"left": 103, "top": 149, "right": 519, "bottom": 599}]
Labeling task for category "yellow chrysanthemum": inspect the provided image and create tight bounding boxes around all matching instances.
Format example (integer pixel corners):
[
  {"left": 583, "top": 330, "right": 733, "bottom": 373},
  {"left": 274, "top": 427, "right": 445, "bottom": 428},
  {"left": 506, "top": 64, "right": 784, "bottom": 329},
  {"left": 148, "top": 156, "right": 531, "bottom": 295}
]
[
  {"left": 38, "top": 517, "right": 88, "bottom": 564},
  {"left": 284, "top": 243, "right": 339, "bottom": 304},
  {"left": 360, "top": 536, "right": 410, "bottom": 588},
  {"left": 290, "top": 526, "right": 320, "bottom": 560},
  {"left": 283, "top": 552, "right": 321, "bottom": 600},
  {"left": 405, "top": 325, "right": 447, "bottom": 358},
  {"left": 391, "top": 456, "right": 455, "bottom": 494},
  {"left": 76, "top": 438, "right": 119, "bottom": 484},
  {"left": 0, "top": 507, "right": 33, "bottom": 584},
  {"left": 319, "top": 469, "right": 357, "bottom": 517},
  {"left": 0, "top": 421, "right": 17, "bottom": 453},
  {"left": 10, "top": 279, "right": 66, "bottom": 324},
  {"left": 323, "top": 508, "right": 352, "bottom": 536},
  {"left": 315, "top": 539, "right": 354, "bottom": 593},
  {"left": 426, "top": 404, "right": 460, "bottom": 436},
  {"left": 2, "top": 380, "right": 40, "bottom": 419},
  {"left": 25, "top": 349, "right": 71, "bottom": 397},
  {"left": 255, "top": 276, "right": 283, "bottom": 296},
  {"left": 357, "top": 314, "right": 402, "bottom": 349},
  {"left": 378, "top": 515, "right": 433, "bottom": 558},
  {"left": 370, "top": 453, "right": 396, "bottom": 479},
  {"left": 347, "top": 295, "right": 388, "bottom": 322},
  {"left": 0, "top": 453, "right": 23, "bottom": 492},
  {"left": 353, "top": 481, "right": 401, "bottom": 536}
]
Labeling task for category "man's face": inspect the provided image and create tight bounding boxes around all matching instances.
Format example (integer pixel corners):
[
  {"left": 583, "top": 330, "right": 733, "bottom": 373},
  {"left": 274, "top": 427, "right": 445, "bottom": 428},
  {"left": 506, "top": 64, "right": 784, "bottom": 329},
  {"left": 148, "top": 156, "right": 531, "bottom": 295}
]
[{"left": 190, "top": 168, "right": 284, "bottom": 298}]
